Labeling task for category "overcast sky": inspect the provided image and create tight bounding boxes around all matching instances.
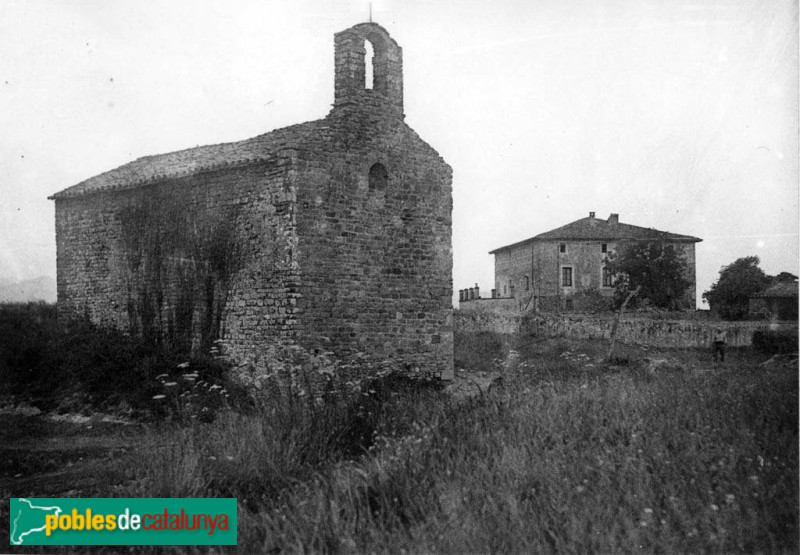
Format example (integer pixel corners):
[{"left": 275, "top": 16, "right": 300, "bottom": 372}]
[{"left": 1, "top": 0, "right": 797, "bottom": 306}]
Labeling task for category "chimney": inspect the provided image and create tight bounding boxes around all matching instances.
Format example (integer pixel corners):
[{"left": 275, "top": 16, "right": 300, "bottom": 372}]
[
  {"left": 607, "top": 213, "right": 619, "bottom": 225},
  {"left": 589, "top": 211, "right": 595, "bottom": 218}
]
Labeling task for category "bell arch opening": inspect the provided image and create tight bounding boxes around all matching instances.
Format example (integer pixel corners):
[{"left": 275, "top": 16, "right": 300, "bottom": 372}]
[
  {"left": 365, "top": 40, "right": 375, "bottom": 89},
  {"left": 333, "top": 23, "right": 404, "bottom": 112}
]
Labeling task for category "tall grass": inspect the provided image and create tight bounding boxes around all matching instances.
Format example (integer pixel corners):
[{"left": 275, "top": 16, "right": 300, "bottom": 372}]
[
  {"left": 453, "top": 330, "right": 508, "bottom": 372},
  {"left": 124, "top": 338, "right": 797, "bottom": 553},
  {"left": 126, "top": 374, "right": 447, "bottom": 502},
  {"left": 3, "top": 304, "right": 795, "bottom": 551}
]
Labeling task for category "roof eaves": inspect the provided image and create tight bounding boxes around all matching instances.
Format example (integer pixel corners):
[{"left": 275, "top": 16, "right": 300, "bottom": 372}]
[
  {"left": 48, "top": 119, "right": 321, "bottom": 200},
  {"left": 48, "top": 156, "right": 271, "bottom": 200},
  {"left": 488, "top": 237, "right": 538, "bottom": 255},
  {"left": 489, "top": 232, "right": 701, "bottom": 254}
]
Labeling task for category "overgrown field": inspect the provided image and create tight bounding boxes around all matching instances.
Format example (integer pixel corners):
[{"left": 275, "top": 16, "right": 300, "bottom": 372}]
[{"left": 1, "top": 304, "right": 797, "bottom": 553}]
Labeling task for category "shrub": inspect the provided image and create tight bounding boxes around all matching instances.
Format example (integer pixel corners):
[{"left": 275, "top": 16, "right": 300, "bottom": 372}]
[
  {"left": 571, "top": 287, "right": 613, "bottom": 313},
  {"left": 752, "top": 330, "right": 799, "bottom": 354},
  {"left": 0, "top": 302, "right": 246, "bottom": 419}
]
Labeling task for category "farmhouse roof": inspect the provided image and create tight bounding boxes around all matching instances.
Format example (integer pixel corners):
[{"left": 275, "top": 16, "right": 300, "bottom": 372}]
[
  {"left": 49, "top": 120, "right": 325, "bottom": 200},
  {"left": 751, "top": 281, "right": 799, "bottom": 299},
  {"left": 489, "top": 212, "right": 701, "bottom": 254}
]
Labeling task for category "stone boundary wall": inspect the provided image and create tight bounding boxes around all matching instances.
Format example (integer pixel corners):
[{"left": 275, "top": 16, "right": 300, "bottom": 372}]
[
  {"left": 523, "top": 313, "right": 798, "bottom": 348},
  {"left": 458, "top": 298, "right": 518, "bottom": 315},
  {"left": 455, "top": 309, "right": 797, "bottom": 348},
  {"left": 454, "top": 310, "right": 521, "bottom": 335}
]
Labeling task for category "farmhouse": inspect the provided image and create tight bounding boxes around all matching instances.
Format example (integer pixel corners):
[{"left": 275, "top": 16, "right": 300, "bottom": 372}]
[
  {"left": 461, "top": 212, "right": 700, "bottom": 312},
  {"left": 49, "top": 22, "right": 454, "bottom": 381},
  {"left": 749, "top": 280, "right": 799, "bottom": 321}
]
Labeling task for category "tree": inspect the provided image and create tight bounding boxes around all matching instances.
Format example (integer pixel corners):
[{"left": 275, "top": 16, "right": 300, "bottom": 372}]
[
  {"left": 772, "top": 271, "right": 798, "bottom": 284},
  {"left": 606, "top": 241, "right": 691, "bottom": 310},
  {"left": 702, "top": 255, "right": 770, "bottom": 320}
]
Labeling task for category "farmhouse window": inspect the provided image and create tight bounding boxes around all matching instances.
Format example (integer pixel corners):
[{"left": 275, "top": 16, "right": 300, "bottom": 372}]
[
  {"left": 602, "top": 267, "right": 613, "bottom": 287},
  {"left": 562, "top": 267, "right": 573, "bottom": 287},
  {"left": 524, "top": 275, "right": 530, "bottom": 291},
  {"left": 602, "top": 243, "right": 607, "bottom": 253},
  {"left": 559, "top": 243, "right": 567, "bottom": 254}
]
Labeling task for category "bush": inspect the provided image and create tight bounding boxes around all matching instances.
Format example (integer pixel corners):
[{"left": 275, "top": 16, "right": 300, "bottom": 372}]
[
  {"left": 752, "top": 330, "right": 799, "bottom": 355},
  {"left": 0, "top": 302, "right": 246, "bottom": 419},
  {"left": 571, "top": 287, "right": 614, "bottom": 313}
]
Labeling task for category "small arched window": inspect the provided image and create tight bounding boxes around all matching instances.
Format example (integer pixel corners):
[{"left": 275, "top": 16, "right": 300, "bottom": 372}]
[{"left": 369, "top": 163, "right": 388, "bottom": 191}]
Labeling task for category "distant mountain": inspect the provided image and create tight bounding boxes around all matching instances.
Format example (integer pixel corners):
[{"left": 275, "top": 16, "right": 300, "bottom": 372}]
[{"left": 0, "top": 276, "right": 57, "bottom": 303}]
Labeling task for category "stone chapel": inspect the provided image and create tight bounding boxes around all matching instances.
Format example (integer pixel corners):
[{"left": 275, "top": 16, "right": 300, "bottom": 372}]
[{"left": 49, "top": 22, "right": 454, "bottom": 381}]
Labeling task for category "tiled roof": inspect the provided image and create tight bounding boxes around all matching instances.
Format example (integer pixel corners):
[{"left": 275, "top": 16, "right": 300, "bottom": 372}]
[
  {"left": 49, "top": 120, "right": 325, "bottom": 199},
  {"left": 752, "top": 281, "right": 799, "bottom": 299},
  {"left": 490, "top": 214, "right": 701, "bottom": 254}
]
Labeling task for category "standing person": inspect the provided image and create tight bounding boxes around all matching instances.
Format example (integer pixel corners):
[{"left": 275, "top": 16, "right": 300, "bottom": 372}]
[{"left": 712, "top": 327, "right": 727, "bottom": 363}]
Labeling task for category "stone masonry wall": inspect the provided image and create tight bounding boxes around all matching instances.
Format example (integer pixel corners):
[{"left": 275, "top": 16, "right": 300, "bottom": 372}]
[
  {"left": 495, "top": 240, "right": 616, "bottom": 311},
  {"left": 334, "top": 23, "right": 403, "bottom": 113},
  {"left": 293, "top": 96, "right": 454, "bottom": 380},
  {"left": 55, "top": 161, "right": 299, "bottom": 357}
]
